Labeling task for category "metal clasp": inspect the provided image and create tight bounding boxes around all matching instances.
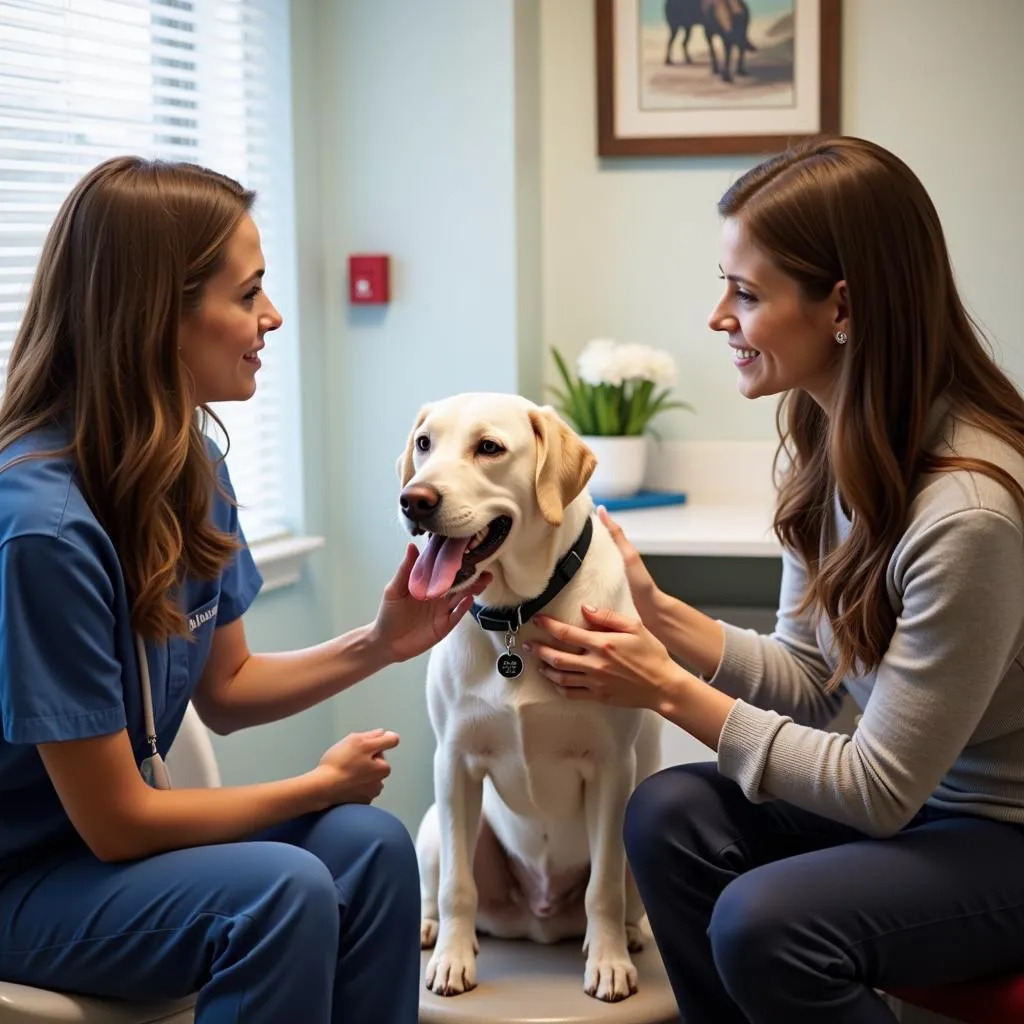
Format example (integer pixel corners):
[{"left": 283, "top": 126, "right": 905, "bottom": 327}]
[{"left": 503, "top": 626, "right": 518, "bottom": 654}]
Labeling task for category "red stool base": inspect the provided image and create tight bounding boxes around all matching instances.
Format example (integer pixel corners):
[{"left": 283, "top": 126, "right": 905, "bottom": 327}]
[{"left": 887, "top": 973, "right": 1024, "bottom": 1023}]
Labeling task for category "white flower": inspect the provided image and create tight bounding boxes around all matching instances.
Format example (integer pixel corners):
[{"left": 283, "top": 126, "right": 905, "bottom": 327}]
[
  {"left": 577, "top": 339, "right": 623, "bottom": 386},
  {"left": 576, "top": 339, "right": 677, "bottom": 388},
  {"left": 641, "top": 346, "right": 678, "bottom": 388}
]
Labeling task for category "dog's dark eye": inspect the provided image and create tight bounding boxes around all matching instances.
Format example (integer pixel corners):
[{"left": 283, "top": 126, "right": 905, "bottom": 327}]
[
  {"left": 415, "top": 435, "right": 430, "bottom": 452},
  {"left": 477, "top": 439, "right": 504, "bottom": 457}
]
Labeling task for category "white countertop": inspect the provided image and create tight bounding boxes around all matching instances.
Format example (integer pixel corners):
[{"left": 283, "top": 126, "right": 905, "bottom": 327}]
[
  {"left": 610, "top": 503, "right": 782, "bottom": 558},
  {"left": 600, "top": 438, "right": 783, "bottom": 558}
]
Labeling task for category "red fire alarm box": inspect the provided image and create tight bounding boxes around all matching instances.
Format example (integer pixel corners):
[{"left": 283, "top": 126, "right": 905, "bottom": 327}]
[{"left": 348, "top": 254, "right": 390, "bottom": 305}]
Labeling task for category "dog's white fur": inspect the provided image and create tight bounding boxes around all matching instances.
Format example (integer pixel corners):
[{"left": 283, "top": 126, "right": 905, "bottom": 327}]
[{"left": 398, "top": 393, "right": 662, "bottom": 1002}]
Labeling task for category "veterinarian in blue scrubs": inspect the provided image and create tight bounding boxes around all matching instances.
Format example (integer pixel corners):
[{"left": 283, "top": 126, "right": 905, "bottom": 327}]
[{"left": 0, "top": 157, "right": 486, "bottom": 1024}]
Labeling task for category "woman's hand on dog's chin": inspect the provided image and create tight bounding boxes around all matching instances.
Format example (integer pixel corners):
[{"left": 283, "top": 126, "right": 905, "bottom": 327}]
[{"left": 368, "top": 543, "right": 493, "bottom": 664}]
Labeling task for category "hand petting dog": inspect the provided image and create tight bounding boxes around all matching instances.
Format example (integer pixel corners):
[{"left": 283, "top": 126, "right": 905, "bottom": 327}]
[
  {"left": 525, "top": 605, "right": 682, "bottom": 712},
  {"left": 528, "top": 506, "right": 736, "bottom": 754},
  {"left": 372, "top": 543, "right": 492, "bottom": 663},
  {"left": 524, "top": 502, "right": 685, "bottom": 711}
]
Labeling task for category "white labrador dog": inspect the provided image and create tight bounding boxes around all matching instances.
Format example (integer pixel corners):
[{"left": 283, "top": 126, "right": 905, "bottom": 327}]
[{"left": 397, "top": 392, "right": 662, "bottom": 1003}]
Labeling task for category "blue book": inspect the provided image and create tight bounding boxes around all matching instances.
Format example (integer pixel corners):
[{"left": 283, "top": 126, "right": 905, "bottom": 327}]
[{"left": 593, "top": 490, "right": 688, "bottom": 512}]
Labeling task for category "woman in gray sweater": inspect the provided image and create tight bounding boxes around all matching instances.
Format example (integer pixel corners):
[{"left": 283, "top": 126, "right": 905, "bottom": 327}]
[{"left": 528, "top": 135, "right": 1024, "bottom": 1022}]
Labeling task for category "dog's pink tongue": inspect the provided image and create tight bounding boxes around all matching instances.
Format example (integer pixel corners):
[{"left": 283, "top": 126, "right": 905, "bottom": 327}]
[{"left": 408, "top": 534, "right": 472, "bottom": 600}]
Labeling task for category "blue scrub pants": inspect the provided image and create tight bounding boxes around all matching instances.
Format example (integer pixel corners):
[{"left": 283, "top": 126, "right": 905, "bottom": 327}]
[
  {"left": 625, "top": 761, "right": 1024, "bottom": 1024},
  {"left": 0, "top": 804, "right": 421, "bottom": 1023}
]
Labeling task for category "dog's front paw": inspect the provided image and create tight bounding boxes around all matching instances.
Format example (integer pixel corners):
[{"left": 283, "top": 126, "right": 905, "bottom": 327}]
[
  {"left": 625, "top": 922, "right": 645, "bottom": 952},
  {"left": 421, "top": 917, "right": 439, "bottom": 949},
  {"left": 582, "top": 945, "right": 638, "bottom": 1002},
  {"left": 425, "top": 935, "right": 478, "bottom": 996}
]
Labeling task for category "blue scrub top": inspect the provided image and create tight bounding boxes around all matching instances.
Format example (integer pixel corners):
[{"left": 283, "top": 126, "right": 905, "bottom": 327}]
[{"left": 0, "top": 426, "right": 263, "bottom": 869}]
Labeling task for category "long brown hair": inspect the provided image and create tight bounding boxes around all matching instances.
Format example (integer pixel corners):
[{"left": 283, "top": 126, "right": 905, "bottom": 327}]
[
  {"left": 719, "top": 135, "right": 1024, "bottom": 688},
  {"left": 0, "top": 156, "right": 254, "bottom": 640}
]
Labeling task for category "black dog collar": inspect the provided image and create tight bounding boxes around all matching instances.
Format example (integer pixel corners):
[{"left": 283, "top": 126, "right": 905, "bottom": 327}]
[{"left": 470, "top": 515, "right": 594, "bottom": 632}]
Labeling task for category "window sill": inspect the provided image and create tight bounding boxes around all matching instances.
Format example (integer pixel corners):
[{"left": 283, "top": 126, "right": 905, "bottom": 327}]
[{"left": 251, "top": 535, "right": 326, "bottom": 594}]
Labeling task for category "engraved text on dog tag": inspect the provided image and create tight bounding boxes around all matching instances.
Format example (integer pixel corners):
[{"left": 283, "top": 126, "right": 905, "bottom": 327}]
[
  {"left": 497, "top": 628, "right": 524, "bottom": 679},
  {"left": 497, "top": 651, "right": 524, "bottom": 678}
]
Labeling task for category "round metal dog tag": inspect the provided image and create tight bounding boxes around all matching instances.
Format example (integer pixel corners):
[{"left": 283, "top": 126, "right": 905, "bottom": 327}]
[{"left": 497, "top": 652, "right": 524, "bottom": 678}]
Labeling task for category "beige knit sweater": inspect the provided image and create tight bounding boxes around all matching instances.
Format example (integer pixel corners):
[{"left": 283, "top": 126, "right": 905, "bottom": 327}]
[{"left": 712, "top": 401, "right": 1024, "bottom": 837}]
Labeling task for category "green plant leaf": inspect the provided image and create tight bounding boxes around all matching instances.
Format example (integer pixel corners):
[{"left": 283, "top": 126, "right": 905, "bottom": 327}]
[
  {"left": 548, "top": 346, "right": 591, "bottom": 432},
  {"left": 624, "top": 379, "right": 655, "bottom": 435},
  {"left": 594, "top": 382, "right": 625, "bottom": 435},
  {"left": 544, "top": 384, "right": 581, "bottom": 431},
  {"left": 578, "top": 382, "right": 597, "bottom": 434},
  {"left": 550, "top": 347, "right": 580, "bottom": 409},
  {"left": 633, "top": 387, "right": 694, "bottom": 432}
]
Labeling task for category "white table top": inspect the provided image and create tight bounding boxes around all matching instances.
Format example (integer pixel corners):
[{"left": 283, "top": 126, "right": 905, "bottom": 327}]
[{"left": 609, "top": 503, "right": 782, "bottom": 558}]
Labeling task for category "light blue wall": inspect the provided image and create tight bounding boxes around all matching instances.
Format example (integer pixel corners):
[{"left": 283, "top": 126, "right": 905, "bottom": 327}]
[
  {"left": 228, "top": 0, "right": 543, "bottom": 832},
  {"left": 315, "top": 0, "right": 542, "bottom": 833},
  {"left": 209, "top": 580, "right": 335, "bottom": 785}
]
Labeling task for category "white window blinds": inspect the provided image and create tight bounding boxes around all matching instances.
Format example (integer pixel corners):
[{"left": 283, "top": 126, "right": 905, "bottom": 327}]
[{"left": 0, "top": 0, "right": 299, "bottom": 544}]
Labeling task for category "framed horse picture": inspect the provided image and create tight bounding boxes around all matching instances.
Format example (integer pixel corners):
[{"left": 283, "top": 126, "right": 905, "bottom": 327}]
[{"left": 596, "top": 0, "right": 841, "bottom": 156}]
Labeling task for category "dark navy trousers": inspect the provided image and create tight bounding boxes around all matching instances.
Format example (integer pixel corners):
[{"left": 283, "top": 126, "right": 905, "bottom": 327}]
[
  {"left": 625, "top": 761, "right": 1024, "bottom": 1023},
  {"left": 0, "top": 804, "right": 421, "bottom": 1023}
]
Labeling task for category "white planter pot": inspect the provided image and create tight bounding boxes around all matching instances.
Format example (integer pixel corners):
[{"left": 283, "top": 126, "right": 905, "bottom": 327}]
[{"left": 581, "top": 434, "right": 647, "bottom": 499}]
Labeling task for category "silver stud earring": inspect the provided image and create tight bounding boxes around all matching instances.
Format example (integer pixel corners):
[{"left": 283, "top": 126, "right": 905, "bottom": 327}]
[{"left": 834, "top": 330, "right": 849, "bottom": 345}]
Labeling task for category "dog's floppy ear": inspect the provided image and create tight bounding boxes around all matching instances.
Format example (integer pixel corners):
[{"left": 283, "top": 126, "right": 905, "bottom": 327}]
[
  {"left": 528, "top": 406, "right": 596, "bottom": 527},
  {"left": 397, "top": 404, "right": 431, "bottom": 486}
]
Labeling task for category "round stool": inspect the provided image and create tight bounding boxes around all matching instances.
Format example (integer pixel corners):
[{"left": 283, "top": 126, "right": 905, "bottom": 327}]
[
  {"left": 0, "top": 981, "right": 194, "bottom": 1022},
  {"left": 419, "top": 936, "right": 680, "bottom": 1023}
]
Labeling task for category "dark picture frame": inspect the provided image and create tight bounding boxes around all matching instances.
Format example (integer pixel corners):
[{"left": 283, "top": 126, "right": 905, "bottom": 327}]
[{"left": 596, "top": 0, "right": 841, "bottom": 157}]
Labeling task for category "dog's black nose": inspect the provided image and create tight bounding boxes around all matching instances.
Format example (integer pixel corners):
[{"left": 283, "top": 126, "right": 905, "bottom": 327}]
[{"left": 400, "top": 484, "right": 442, "bottom": 522}]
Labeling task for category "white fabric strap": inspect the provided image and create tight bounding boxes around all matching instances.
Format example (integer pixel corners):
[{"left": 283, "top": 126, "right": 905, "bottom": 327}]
[
  {"left": 135, "top": 633, "right": 158, "bottom": 755},
  {"left": 135, "top": 633, "right": 172, "bottom": 790}
]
